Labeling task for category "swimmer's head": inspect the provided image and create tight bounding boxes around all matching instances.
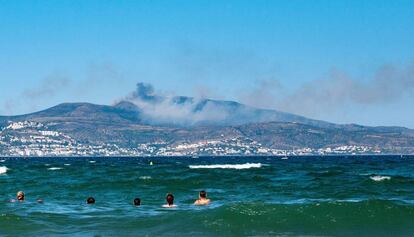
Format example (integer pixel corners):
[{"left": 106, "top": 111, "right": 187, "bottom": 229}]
[
  {"left": 133, "top": 198, "right": 141, "bottom": 206},
  {"left": 17, "top": 191, "right": 25, "bottom": 201},
  {"left": 166, "top": 193, "right": 174, "bottom": 205},
  {"left": 87, "top": 197, "right": 95, "bottom": 204},
  {"left": 199, "top": 190, "right": 207, "bottom": 198}
]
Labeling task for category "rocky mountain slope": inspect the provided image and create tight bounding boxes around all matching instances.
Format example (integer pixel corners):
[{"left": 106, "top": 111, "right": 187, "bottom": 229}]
[{"left": 0, "top": 101, "right": 413, "bottom": 156}]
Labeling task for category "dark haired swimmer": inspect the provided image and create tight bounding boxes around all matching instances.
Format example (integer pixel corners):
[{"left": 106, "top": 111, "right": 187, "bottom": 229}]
[
  {"left": 194, "top": 190, "right": 210, "bottom": 205},
  {"left": 87, "top": 197, "right": 95, "bottom": 204},
  {"left": 133, "top": 198, "right": 141, "bottom": 206},
  {"left": 162, "top": 193, "right": 177, "bottom": 208}
]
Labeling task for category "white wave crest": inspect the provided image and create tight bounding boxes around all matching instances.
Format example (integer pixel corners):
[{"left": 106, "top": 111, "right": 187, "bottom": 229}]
[
  {"left": 370, "top": 175, "right": 391, "bottom": 182},
  {"left": 48, "top": 167, "right": 63, "bottom": 171},
  {"left": 0, "top": 166, "right": 8, "bottom": 174},
  {"left": 89, "top": 161, "right": 96, "bottom": 163},
  {"left": 64, "top": 164, "right": 71, "bottom": 166},
  {"left": 189, "top": 163, "right": 262, "bottom": 169},
  {"left": 0, "top": 159, "right": 5, "bottom": 162},
  {"left": 139, "top": 176, "right": 152, "bottom": 180}
]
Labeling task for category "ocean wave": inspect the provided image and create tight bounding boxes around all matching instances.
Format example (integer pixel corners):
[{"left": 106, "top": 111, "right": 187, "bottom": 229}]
[
  {"left": 0, "top": 159, "right": 5, "bottom": 162},
  {"left": 189, "top": 163, "right": 262, "bottom": 169},
  {"left": 370, "top": 175, "right": 391, "bottom": 182},
  {"left": 276, "top": 198, "right": 371, "bottom": 205},
  {"left": 139, "top": 176, "right": 152, "bottom": 180},
  {"left": 47, "top": 167, "right": 63, "bottom": 171},
  {"left": 0, "top": 166, "right": 8, "bottom": 174},
  {"left": 89, "top": 161, "right": 96, "bottom": 163},
  {"left": 64, "top": 164, "right": 71, "bottom": 166}
]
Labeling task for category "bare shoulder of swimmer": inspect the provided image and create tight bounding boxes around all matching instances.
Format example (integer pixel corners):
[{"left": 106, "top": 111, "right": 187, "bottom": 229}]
[{"left": 194, "top": 198, "right": 211, "bottom": 205}]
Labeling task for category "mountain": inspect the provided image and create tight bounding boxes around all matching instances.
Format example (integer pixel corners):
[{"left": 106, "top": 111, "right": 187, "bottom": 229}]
[
  {"left": 0, "top": 100, "right": 413, "bottom": 156},
  {"left": 0, "top": 98, "right": 334, "bottom": 128}
]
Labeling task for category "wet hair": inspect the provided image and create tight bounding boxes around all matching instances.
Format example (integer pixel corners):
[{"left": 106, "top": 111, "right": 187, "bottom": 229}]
[
  {"left": 199, "top": 190, "right": 207, "bottom": 198},
  {"left": 87, "top": 197, "right": 95, "bottom": 204},
  {"left": 17, "top": 191, "right": 25, "bottom": 201},
  {"left": 166, "top": 193, "right": 174, "bottom": 205},
  {"left": 133, "top": 198, "right": 141, "bottom": 206}
]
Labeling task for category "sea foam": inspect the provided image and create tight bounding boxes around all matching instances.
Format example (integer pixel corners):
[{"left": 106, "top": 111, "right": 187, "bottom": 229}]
[
  {"left": 139, "top": 176, "right": 152, "bottom": 180},
  {"left": 189, "top": 163, "right": 262, "bottom": 169},
  {"left": 48, "top": 167, "right": 63, "bottom": 171},
  {"left": 370, "top": 175, "right": 391, "bottom": 182},
  {"left": 0, "top": 166, "right": 8, "bottom": 174}
]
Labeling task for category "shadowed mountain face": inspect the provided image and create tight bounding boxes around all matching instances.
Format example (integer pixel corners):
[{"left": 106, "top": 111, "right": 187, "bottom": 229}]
[
  {"left": 0, "top": 102, "right": 141, "bottom": 125},
  {"left": 0, "top": 99, "right": 413, "bottom": 155}
]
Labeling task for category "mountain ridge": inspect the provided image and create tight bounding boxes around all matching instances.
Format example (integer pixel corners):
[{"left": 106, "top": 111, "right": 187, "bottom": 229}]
[
  {"left": 2, "top": 98, "right": 336, "bottom": 127},
  {"left": 0, "top": 100, "right": 413, "bottom": 156}
]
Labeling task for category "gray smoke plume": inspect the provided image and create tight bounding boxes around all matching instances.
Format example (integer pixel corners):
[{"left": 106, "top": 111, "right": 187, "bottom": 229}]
[
  {"left": 2, "top": 62, "right": 126, "bottom": 115},
  {"left": 130, "top": 82, "right": 162, "bottom": 103},
  {"left": 241, "top": 62, "right": 414, "bottom": 117},
  {"left": 122, "top": 83, "right": 231, "bottom": 126},
  {"left": 22, "top": 75, "right": 71, "bottom": 99},
  {"left": 1, "top": 73, "right": 72, "bottom": 115}
]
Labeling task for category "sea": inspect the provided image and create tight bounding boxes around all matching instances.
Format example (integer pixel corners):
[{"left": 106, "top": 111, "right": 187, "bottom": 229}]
[{"left": 1, "top": 155, "right": 414, "bottom": 237}]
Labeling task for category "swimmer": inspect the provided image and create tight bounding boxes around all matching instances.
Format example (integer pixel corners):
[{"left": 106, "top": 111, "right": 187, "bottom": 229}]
[
  {"left": 9, "top": 191, "right": 43, "bottom": 203},
  {"left": 162, "top": 193, "right": 177, "bottom": 208},
  {"left": 194, "top": 190, "right": 210, "bottom": 205},
  {"left": 9, "top": 191, "right": 25, "bottom": 203},
  {"left": 16, "top": 191, "right": 25, "bottom": 201},
  {"left": 87, "top": 197, "right": 95, "bottom": 204},
  {"left": 133, "top": 198, "right": 141, "bottom": 206}
]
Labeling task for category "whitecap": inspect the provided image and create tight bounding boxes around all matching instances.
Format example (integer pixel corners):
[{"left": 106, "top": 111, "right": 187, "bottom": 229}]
[
  {"left": 48, "top": 167, "right": 63, "bottom": 171},
  {"left": 0, "top": 166, "right": 8, "bottom": 174},
  {"left": 64, "top": 164, "right": 71, "bottom": 166},
  {"left": 139, "top": 176, "right": 152, "bottom": 180},
  {"left": 370, "top": 175, "right": 391, "bottom": 182},
  {"left": 189, "top": 163, "right": 262, "bottom": 169},
  {"left": 0, "top": 160, "right": 5, "bottom": 163},
  {"left": 336, "top": 198, "right": 365, "bottom": 203},
  {"left": 89, "top": 161, "right": 96, "bottom": 163}
]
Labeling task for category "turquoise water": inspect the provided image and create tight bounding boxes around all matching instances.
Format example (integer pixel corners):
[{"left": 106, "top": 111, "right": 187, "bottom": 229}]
[{"left": 1, "top": 156, "right": 414, "bottom": 236}]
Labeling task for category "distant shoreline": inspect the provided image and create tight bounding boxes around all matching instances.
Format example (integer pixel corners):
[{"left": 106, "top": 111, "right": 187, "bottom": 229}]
[{"left": 1, "top": 154, "right": 413, "bottom": 158}]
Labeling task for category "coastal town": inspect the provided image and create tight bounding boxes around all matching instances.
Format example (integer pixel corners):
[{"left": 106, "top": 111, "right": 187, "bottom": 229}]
[{"left": 0, "top": 121, "right": 382, "bottom": 157}]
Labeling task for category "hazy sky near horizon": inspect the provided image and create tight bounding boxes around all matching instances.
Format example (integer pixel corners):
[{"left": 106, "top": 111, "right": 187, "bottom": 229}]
[{"left": 1, "top": 0, "right": 414, "bottom": 127}]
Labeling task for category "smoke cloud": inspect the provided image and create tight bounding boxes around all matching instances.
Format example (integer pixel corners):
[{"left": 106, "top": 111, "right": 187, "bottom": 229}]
[
  {"left": 22, "top": 74, "right": 71, "bottom": 99},
  {"left": 241, "top": 62, "right": 414, "bottom": 117},
  {"left": 1, "top": 73, "right": 72, "bottom": 115},
  {"left": 1, "top": 62, "right": 126, "bottom": 115},
  {"left": 121, "top": 83, "right": 231, "bottom": 126}
]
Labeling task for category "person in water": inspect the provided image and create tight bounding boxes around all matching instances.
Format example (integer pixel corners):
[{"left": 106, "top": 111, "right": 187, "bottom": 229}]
[
  {"left": 9, "top": 191, "right": 25, "bottom": 202},
  {"left": 133, "top": 198, "right": 141, "bottom": 206},
  {"left": 87, "top": 197, "right": 95, "bottom": 204},
  {"left": 16, "top": 191, "right": 24, "bottom": 201},
  {"left": 9, "top": 191, "right": 43, "bottom": 203},
  {"left": 194, "top": 190, "right": 210, "bottom": 205},
  {"left": 162, "top": 193, "right": 177, "bottom": 208}
]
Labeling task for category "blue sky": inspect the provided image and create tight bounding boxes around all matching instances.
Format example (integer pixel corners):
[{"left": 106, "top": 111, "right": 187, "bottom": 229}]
[{"left": 1, "top": 0, "right": 414, "bottom": 127}]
